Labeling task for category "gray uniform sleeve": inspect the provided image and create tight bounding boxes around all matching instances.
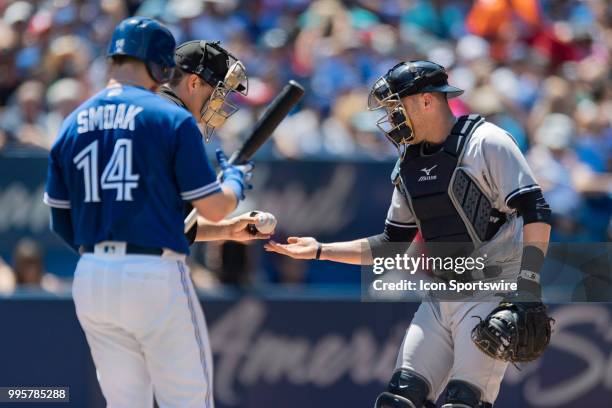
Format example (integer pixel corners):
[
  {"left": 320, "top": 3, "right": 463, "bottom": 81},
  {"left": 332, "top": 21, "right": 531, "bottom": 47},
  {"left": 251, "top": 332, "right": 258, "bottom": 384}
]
[
  {"left": 481, "top": 127, "right": 540, "bottom": 211},
  {"left": 386, "top": 186, "right": 418, "bottom": 228}
]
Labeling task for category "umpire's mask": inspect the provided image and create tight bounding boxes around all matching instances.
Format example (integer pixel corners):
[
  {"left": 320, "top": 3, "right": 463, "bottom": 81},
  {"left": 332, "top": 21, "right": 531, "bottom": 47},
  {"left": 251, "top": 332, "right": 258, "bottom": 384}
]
[
  {"left": 200, "top": 59, "right": 247, "bottom": 141},
  {"left": 175, "top": 40, "right": 248, "bottom": 142}
]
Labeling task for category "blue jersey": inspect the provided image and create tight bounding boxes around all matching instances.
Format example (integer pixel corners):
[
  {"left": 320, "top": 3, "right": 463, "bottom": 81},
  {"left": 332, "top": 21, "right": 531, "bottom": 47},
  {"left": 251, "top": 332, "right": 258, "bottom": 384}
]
[{"left": 44, "top": 84, "right": 220, "bottom": 254}]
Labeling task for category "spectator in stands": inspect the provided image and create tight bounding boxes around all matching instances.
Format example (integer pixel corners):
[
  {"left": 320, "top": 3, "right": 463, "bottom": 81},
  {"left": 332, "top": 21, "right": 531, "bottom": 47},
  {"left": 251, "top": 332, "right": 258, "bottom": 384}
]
[
  {"left": 0, "top": 130, "right": 7, "bottom": 152},
  {"left": 12, "top": 238, "right": 63, "bottom": 292},
  {"left": 528, "top": 113, "right": 612, "bottom": 241},
  {"left": 0, "top": 80, "right": 48, "bottom": 150},
  {"left": 0, "top": 256, "right": 15, "bottom": 294},
  {"left": 13, "top": 238, "right": 46, "bottom": 288},
  {"left": 528, "top": 114, "right": 583, "bottom": 216},
  {"left": 44, "top": 77, "right": 85, "bottom": 144},
  {"left": 0, "top": 20, "right": 20, "bottom": 107}
]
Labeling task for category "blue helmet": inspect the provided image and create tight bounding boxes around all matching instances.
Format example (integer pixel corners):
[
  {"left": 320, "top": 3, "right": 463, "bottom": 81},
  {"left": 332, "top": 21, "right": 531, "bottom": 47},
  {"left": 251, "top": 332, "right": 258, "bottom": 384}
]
[{"left": 108, "top": 17, "right": 176, "bottom": 84}]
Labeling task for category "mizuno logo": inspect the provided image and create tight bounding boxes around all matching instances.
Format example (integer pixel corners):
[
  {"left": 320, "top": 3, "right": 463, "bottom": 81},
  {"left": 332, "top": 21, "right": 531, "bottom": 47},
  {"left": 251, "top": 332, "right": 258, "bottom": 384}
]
[
  {"left": 418, "top": 165, "right": 438, "bottom": 182},
  {"left": 421, "top": 165, "right": 437, "bottom": 176}
]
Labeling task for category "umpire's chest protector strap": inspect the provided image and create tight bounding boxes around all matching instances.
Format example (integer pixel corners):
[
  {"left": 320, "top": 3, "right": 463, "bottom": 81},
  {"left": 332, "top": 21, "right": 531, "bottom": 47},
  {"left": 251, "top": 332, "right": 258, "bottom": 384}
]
[{"left": 396, "top": 114, "right": 502, "bottom": 247}]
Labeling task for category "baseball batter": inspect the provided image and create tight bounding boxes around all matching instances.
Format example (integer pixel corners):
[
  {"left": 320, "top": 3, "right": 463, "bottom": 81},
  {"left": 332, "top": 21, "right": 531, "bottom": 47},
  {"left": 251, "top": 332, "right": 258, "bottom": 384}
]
[
  {"left": 265, "top": 61, "right": 553, "bottom": 407},
  {"left": 43, "top": 17, "right": 253, "bottom": 408}
]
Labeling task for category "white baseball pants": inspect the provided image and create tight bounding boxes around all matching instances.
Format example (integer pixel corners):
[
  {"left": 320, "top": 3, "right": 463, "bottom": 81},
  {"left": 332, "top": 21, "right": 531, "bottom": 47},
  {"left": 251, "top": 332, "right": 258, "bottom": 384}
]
[
  {"left": 395, "top": 301, "right": 508, "bottom": 404},
  {"left": 72, "top": 252, "right": 213, "bottom": 408}
]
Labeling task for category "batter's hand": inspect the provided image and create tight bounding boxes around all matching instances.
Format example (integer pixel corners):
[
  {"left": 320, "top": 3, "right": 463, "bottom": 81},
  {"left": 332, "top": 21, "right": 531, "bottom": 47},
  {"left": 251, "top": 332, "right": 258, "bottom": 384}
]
[
  {"left": 264, "top": 237, "right": 319, "bottom": 259},
  {"left": 226, "top": 212, "right": 273, "bottom": 241},
  {"left": 216, "top": 149, "right": 254, "bottom": 200}
]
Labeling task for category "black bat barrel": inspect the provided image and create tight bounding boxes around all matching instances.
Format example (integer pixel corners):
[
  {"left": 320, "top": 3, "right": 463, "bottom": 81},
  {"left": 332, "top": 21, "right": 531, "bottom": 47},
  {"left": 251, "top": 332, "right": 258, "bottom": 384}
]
[{"left": 229, "top": 80, "right": 304, "bottom": 164}]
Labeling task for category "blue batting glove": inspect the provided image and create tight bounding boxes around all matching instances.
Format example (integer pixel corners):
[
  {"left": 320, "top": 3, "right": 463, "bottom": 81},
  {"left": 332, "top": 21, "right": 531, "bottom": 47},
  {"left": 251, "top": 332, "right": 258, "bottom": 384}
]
[{"left": 216, "top": 149, "right": 253, "bottom": 201}]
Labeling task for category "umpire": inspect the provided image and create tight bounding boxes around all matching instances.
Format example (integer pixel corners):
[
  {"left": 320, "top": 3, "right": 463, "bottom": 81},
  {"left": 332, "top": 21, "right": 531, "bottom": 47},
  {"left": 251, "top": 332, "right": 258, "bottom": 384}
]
[
  {"left": 157, "top": 40, "right": 255, "bottom": 244},
  {"left": 158, "top": 40, "right": 246, "bottom": 142}
]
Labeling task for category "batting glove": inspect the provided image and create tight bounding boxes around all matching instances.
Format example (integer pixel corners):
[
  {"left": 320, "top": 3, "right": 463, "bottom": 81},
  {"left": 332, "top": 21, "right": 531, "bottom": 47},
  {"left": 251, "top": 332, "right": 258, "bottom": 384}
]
[{"left": 216, "top": 149, "right": 253, "bottom": 201}]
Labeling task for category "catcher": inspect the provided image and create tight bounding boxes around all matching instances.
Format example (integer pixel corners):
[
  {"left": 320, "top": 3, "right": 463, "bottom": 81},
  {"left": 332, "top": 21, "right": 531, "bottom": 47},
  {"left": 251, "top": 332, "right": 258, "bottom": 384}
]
[{"left": 265, "top": 61, "right": 553, "bottom": 407}]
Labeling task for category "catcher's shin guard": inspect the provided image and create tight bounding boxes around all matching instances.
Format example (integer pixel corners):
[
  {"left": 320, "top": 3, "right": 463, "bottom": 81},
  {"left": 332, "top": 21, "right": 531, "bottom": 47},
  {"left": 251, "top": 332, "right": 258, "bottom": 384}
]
[
  {"left": 375, "top": 369, "right": 435, "bottom": 408},
  {"left": 441, "top": 380, "right": 492, "bottom": 408}
]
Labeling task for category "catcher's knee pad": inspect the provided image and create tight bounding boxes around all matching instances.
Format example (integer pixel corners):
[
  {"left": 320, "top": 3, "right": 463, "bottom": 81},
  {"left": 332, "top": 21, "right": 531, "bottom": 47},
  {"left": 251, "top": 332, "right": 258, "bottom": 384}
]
[
  {"left": 374, "top": 392, "right": 416, "bottom": 408},
  {"left": 441, "top": 380, "right": 492, "bottom": 408},
  {"left": 375, "top": 369, "right": 435, "bottom": 408}
]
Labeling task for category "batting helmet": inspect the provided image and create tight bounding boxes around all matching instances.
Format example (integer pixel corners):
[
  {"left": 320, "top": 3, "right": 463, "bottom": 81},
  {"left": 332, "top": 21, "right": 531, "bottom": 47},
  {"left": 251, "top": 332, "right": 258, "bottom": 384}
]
[{"left": 108, "top": 16, "right": 176, "bottom": 84}]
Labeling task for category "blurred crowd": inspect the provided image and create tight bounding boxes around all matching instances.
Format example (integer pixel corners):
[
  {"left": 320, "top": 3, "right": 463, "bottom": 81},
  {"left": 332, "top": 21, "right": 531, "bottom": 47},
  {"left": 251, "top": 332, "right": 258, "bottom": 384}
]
[
  {"left": 0, "top": 0, "right": 611, "bottom": 271},
  {"left": 0, "top": 238, "right": 68, "bottom": 294}
]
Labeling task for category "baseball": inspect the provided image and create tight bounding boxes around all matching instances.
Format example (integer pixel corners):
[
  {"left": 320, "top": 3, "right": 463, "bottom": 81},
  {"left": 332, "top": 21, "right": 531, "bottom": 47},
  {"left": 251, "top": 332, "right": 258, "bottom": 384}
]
[{"left": 248, "top": 211, "right": 277, "bottom": 234}]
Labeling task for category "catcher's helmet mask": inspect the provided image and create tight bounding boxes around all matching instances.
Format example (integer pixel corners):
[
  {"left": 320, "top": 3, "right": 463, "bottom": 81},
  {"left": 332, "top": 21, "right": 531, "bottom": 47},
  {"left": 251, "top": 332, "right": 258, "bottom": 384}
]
[
  {"left": 368, "top": 76, "right": 415, "bottom": 149},
  {"left": 368, "top": 60, "right": 464, "bottom": 151},
  {"left": 175, "top": 40, "right": 248, "bottom": 142}
]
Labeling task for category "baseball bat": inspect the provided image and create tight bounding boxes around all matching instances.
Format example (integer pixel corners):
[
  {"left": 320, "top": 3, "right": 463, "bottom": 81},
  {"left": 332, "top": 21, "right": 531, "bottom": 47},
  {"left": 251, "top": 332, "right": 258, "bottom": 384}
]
[{"left": 184, "top": 80, "right": 305, "bottom": 233}]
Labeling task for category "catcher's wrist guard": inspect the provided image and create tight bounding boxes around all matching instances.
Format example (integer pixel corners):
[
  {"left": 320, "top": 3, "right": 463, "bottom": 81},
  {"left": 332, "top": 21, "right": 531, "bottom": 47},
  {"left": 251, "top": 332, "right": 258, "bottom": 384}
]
[{"left": 517, "top": 245, "right": 545, "bottom": 301}]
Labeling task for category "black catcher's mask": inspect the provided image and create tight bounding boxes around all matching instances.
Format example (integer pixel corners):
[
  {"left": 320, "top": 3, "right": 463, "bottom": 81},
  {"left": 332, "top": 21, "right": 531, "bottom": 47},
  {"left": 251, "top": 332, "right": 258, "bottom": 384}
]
[{"left": 175, "top": 40, "right": 248, "bottom": 142}]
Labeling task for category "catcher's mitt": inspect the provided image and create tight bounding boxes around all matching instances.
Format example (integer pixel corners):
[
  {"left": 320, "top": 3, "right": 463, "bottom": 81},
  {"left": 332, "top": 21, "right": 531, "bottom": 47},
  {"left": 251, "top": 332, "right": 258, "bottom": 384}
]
[{"left": 471, "top": 301, "right": 554, "bottom": 363}]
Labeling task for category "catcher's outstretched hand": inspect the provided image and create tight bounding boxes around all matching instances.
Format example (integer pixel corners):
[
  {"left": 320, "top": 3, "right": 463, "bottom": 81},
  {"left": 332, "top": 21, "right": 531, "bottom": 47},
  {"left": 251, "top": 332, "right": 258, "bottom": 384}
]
[{"left": 264, "top": 237, "right": 318, "bottom": 259}]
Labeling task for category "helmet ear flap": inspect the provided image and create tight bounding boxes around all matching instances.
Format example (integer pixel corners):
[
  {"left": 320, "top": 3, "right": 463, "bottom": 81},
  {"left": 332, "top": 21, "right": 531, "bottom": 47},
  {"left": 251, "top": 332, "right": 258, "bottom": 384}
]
[{"left": 147, "top": 62, "right": 174, "bottom": 84}]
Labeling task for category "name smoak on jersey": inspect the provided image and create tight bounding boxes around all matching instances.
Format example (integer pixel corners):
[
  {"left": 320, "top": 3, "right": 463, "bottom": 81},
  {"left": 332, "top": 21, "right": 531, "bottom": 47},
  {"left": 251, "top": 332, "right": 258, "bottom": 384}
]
[{"left": 76, "top": 104, "right": 144, "bottom": 133}]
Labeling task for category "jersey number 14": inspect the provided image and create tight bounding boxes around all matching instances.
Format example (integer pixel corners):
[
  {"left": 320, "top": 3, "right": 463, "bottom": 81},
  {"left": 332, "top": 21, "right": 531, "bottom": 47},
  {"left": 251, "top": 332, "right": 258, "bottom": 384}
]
[{"left": 73, "top": 139, "right": 140, "bottom": 202}]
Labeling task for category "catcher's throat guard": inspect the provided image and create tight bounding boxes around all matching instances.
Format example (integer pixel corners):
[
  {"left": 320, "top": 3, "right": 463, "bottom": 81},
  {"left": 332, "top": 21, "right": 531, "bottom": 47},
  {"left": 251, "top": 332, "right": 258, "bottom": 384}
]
[{"left": 368, "top": 77, "right": 415, "bottom": 147}]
